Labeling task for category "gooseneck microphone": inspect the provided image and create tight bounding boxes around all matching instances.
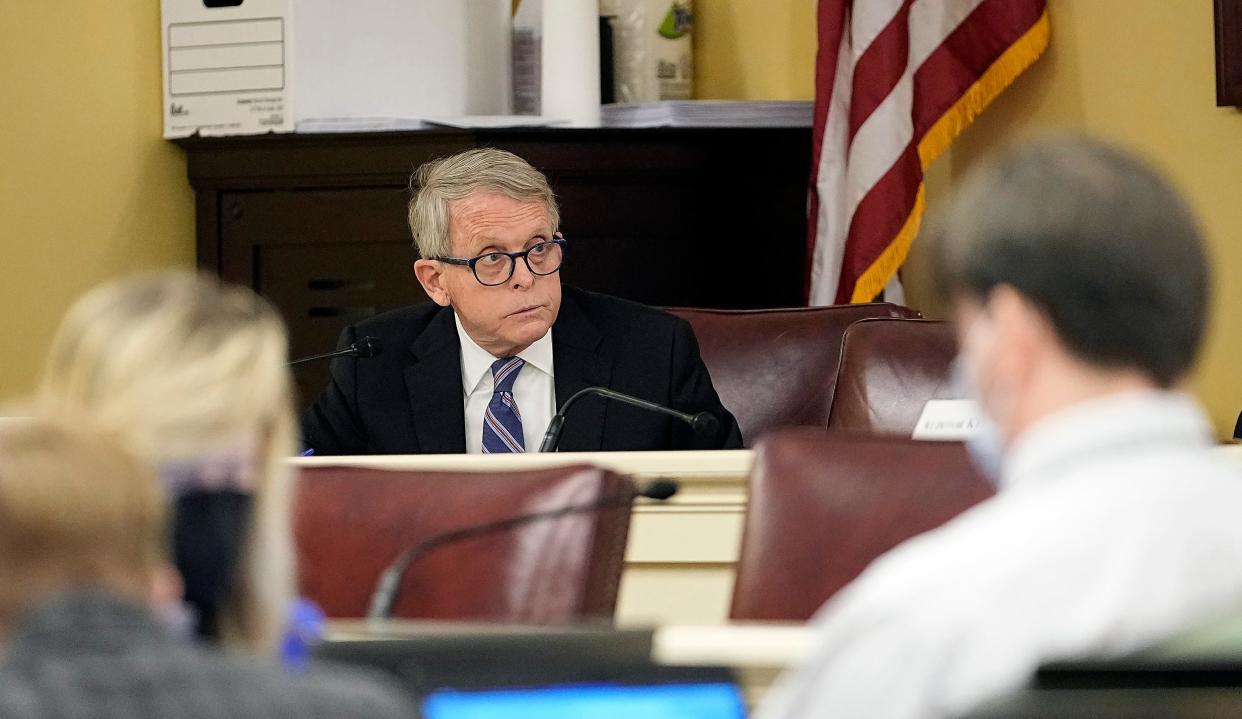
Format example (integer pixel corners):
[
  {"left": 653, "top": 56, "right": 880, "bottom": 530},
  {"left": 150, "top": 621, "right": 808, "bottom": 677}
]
[
  {"left": 538, "top": 387, "right": 719, "bottom": 453},
  {"left": 288, "top": 336, "right": 383, "bottom": 367},
  {"left": 365, "top": 478, "right": 679, "bottom": 621}
]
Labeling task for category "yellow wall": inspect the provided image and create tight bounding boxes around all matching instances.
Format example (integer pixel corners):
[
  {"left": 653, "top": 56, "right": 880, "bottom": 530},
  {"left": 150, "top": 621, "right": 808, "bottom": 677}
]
[
  {"left": 0, "top": 0, "right": 806, "bottom": 405},
  {"left": 694, "top": 0, "right": 816, "bottom": 100},
  {"left": 905, "top": 0, "right": 1242, "bottom": 437},
  {"left": 5, "top": 1, "right": 1238, "bottom": 435},
  {"left": 0, "top": 3, "right": 195, "bottom": 401}
]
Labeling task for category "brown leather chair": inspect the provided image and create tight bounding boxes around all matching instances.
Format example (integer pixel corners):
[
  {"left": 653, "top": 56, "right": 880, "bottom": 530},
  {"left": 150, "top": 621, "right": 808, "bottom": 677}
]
[
  {"left": 294, "top": 464, "right": 633, "bottom": 622},
  {"left": 667, "top": 303, "right": 920, "bottom": 446},
  {"left": 730, "top": 429, "right": 994, "bottom": 621},
  {"left": 828, "top": 318, "right": 959, "bottom": 435}
]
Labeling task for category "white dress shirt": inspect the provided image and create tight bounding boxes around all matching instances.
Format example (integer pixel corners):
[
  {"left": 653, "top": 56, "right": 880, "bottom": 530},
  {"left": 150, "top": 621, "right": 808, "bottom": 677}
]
[
  {"left": 456, "top": 314, "right": 556, "bottom": 453},
  {"left": 757, "top": 390, "right": 1242, "bottom": 719}
]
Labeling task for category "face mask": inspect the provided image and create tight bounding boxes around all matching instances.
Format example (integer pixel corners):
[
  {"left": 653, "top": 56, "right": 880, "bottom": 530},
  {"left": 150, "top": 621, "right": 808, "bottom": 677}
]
[
  {"left": 950, "top": 355, "right": 1006, "bottom": 484},
  {"left": 171, "top": 490, "right": 253, "bottom": 641}
]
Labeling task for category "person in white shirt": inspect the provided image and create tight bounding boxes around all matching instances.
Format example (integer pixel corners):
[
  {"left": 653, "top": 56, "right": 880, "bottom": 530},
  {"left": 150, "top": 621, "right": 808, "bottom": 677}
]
[{"left": 756, "top": 135, "right": 1242, "bottom": 719}]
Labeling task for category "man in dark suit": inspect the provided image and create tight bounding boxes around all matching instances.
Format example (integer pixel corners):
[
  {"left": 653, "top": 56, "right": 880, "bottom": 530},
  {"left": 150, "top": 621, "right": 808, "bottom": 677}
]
[{"left": 301, "top": 148, "right": 741, "bottom": 455}]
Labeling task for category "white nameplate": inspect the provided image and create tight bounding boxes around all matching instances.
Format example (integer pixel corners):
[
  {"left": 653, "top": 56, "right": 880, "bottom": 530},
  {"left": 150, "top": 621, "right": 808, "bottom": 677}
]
[{"left": 911, "top": 400, "right": 984, "bottom": 441}]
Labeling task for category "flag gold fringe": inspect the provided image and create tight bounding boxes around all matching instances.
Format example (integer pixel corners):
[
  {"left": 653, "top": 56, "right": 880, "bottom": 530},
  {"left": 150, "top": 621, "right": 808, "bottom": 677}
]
[{"left": 849, "top": 8, "right": 1051, "bottom": 304}]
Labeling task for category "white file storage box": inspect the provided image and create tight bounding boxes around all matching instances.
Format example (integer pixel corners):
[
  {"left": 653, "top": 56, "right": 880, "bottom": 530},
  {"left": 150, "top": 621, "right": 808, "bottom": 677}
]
[{"left": 161, "top": 0, "right": 511, "bottom": 138}]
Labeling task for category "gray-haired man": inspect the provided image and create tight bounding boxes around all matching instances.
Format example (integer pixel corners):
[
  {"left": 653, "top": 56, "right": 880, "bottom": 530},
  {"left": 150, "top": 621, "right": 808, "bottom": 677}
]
[{"left": 302, "top": 148, "right": 742, "bottom": 455}]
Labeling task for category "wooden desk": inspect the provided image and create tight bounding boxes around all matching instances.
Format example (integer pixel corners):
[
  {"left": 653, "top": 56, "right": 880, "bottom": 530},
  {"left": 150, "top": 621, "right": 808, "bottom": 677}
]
[
  {"left": 293, "top": 450, "right": 754, "bottom": 626},
  {"left": 324, "top": 619, "right": 812, "bottom": 706},
  {"left": 296, "top": 445, "right": 1242, "bottom": 624},
  {"left": 653, "top": 623, "right": 812, "bottom": 705}
]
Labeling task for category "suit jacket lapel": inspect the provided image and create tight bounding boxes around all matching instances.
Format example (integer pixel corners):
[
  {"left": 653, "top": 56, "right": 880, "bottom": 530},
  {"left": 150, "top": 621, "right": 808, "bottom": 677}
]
[
  {"left": 405, "top": 308, "right": 468, "bottom": 454},
  {"left": 552, "top": 290, "right": 613, "bottom": 452}
]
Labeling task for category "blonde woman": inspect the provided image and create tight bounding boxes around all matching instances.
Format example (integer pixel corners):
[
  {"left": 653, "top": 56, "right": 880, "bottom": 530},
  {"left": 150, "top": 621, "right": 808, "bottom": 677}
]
[{"left": 38, "top": 271, "right": 297, "bottom": 655}]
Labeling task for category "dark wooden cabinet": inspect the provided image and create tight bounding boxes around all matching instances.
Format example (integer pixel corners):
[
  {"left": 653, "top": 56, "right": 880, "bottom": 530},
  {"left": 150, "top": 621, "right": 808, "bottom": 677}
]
[
  {"left": 1218, "top": 0, "right": 1242, "bottom": 106},
  {"left": 177, "top": 127, "right": 812, "bottom": 407}
]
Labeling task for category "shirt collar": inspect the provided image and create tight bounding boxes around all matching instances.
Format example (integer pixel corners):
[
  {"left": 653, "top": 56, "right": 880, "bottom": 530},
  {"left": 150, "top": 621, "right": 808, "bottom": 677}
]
[
  {"left": 1001, "top": 389, "right": 1214, "bottom": 491},
  {"left": 454, "top": 313, "right": 554, "bottom": 395}
]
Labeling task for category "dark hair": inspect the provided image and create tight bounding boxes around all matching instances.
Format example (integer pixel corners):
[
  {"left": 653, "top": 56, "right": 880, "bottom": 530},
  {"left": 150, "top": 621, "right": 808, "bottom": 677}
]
[{"left": 932, "top": 135, "right": 1209, "bottom": 387}]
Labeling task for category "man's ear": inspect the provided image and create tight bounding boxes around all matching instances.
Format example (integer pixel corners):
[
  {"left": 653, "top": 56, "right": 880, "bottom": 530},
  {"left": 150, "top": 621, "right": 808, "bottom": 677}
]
[
  {"left": 951, "top": 293, "right": 986, "bottom": 350},
  {"left": 989, "top": 284, "right": 1050, "bottom": 382},
  {"left": 150, "top": 563, "right": 184, "bottom": 608},
  {"left": 414, "top": 260, "right": 452, "bottom": 307}
]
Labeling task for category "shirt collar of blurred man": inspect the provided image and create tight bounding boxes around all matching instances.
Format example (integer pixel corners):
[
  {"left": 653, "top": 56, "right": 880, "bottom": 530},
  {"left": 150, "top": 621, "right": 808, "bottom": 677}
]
[{"left": 1001, "top": 389, "right": 1212, "bottom": 492}]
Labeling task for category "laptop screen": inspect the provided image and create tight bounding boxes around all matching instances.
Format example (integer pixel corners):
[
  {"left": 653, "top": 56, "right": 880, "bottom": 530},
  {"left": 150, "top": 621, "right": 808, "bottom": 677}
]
[{"left": 423, "top": 681, "right": 747, "bottom": 719}]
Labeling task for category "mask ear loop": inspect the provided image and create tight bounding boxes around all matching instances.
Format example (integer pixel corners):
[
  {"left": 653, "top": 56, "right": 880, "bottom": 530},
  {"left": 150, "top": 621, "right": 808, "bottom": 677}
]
[{"left": 951, "top": 319, "right": 1009, "bottom": 485}]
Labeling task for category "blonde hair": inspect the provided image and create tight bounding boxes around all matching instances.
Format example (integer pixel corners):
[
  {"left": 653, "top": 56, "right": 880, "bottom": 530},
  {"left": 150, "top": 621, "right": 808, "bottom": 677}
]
[
  {"left": 37, "top": 271, "right": 295, "bottom": 654},
  {"left": 408, "top": 147, "right": 560, "bottom": 258},
  {"left": 0, "top": 413, "right": 167, "bottom": 627}
]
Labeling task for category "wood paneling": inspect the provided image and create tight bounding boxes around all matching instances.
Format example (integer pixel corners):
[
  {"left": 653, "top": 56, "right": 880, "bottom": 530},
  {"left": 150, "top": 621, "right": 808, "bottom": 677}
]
[{"left": 1216, "top": 0, "right": 1242, "bottom": 106}]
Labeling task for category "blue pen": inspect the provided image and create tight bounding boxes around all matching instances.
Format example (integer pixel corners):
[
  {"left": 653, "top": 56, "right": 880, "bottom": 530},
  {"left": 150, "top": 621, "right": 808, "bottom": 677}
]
[{"left": 300, "top": 448, "right": 315, "bottom": 457}]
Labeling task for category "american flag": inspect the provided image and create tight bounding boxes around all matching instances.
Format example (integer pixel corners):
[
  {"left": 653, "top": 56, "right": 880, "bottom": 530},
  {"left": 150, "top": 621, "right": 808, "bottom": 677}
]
[{"left": 807, "top": 0, "right": 1050, "bottom": 305}]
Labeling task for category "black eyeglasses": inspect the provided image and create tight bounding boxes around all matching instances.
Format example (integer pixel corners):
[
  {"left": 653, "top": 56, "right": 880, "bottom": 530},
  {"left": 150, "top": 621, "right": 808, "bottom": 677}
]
[{"left": 434, "top": 237, "right": 567, "bottom": 287}]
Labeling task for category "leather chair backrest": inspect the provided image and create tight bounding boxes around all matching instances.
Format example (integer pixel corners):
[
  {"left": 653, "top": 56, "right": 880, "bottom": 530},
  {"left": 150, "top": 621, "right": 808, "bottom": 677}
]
[
  {"left": 294, "top": 464, "right": 633, "bottom": 622},
  {"left": 730, "top": 429, "right": 994, "bottom": 621},
  {"left": 829, "top": 318, "right": 959, "bottom": 435},
  {"left": 667, "top": 303, "right": 919, "bottom": 445}
]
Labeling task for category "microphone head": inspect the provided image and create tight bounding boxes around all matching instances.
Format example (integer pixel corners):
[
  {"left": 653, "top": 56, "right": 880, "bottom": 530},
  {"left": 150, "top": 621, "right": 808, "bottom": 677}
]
[
  {"left": 639, "top": 478, "right": 679, "bottom": 501},
  {"left": 354, "top": 336, "right": 383, "bottom": 359},
  {"left": 690, "top": 411, "right": 719, "bottom": 435}
]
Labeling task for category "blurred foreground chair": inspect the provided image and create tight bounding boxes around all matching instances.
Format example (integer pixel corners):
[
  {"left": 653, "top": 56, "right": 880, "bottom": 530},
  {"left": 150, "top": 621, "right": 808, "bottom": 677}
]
[
  {"left": 295, "top": 464, "right": 633, "bottom": 622},
  {"left": 730, "top": 430, "right": 994, "bottom": 621},
  {"left": 667, "top": 303, "right": 919, "bottom": 446}
]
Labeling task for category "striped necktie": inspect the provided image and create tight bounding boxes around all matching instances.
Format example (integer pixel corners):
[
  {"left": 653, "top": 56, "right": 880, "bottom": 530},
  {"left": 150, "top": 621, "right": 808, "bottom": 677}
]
[{"left": 482, "top": 356, "right": 525, "bottom": 453}]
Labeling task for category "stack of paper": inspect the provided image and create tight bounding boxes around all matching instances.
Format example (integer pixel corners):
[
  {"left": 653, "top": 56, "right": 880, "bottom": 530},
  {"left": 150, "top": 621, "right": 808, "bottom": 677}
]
[
  {"left": 295, "top": 117, "right": 433, "bottom": 133},
  {"left": 295, "top": 116, "right": 569, "bottom": 133},
  {"left": 601, "top": 100, "right": 813, "bottom": 128}
]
